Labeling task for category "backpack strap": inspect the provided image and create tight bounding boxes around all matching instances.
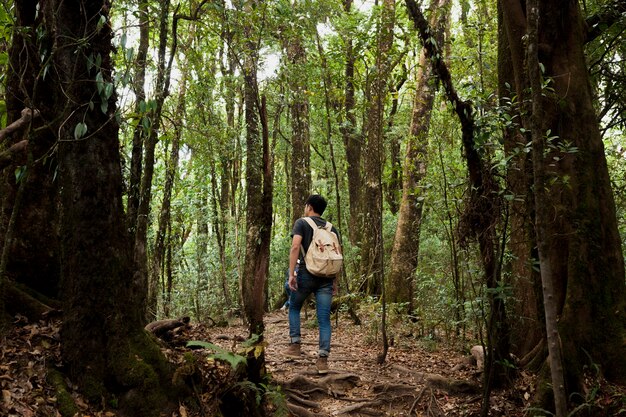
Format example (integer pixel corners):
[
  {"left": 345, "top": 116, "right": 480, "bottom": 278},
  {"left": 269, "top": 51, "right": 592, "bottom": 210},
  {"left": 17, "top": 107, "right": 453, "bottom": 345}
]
[{"left": 303, "top": 217, "right": 318, "bottom": 230}]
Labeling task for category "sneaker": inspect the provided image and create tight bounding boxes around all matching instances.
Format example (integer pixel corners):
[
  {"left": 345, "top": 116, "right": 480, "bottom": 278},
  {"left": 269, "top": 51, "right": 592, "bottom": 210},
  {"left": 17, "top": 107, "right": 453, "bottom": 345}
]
[
  {"left": 316, "top": 356, "right": 328, "bottom": 374},
  {"left": 285, "top": 343, "right": 301, "bottom": 358}
]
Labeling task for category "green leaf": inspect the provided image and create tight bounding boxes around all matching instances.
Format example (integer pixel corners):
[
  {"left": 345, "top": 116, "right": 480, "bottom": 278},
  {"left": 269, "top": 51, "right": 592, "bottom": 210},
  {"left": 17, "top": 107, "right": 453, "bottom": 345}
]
[
  {"left": 15, "top": 166, "right": 27, "bottom": 183},
  {"left": 186, "top": 341, "right": 247, "bottom": 369},
  {"left": 74, "top": 122, "right": 88, "bottom": 140}
]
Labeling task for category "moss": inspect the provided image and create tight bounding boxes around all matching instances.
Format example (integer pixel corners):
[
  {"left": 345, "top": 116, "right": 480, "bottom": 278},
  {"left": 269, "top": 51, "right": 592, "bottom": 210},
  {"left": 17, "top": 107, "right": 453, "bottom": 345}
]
[
  {"left": 46, "top": 367, "right": 79, "bottom": 417},
  {"left": 106, "top": 330, "right": 176, "bottom": 416}
]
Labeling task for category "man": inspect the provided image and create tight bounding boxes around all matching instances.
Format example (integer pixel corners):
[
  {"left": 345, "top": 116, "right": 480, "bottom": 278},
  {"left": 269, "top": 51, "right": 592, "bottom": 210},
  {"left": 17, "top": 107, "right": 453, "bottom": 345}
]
[{"left": 285, "top": 194, "right": 340, "bottom": 374}]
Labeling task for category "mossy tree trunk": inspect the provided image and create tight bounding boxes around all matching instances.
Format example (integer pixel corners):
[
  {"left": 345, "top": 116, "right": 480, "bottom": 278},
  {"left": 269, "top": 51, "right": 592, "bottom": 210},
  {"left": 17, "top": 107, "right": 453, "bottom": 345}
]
[
  {"left": 501, "top": 0, "right": 626, "bottom": 407},
  {"left": 49, "top": 1, "right": 175, "bottom": 414},
  {"left": 387, "top": 0, "right": 451, "bottom": 309}
]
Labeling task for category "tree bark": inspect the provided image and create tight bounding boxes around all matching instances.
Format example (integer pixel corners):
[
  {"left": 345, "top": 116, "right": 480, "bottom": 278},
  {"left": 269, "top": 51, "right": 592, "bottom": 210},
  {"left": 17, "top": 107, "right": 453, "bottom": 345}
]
[
  {"left": 50, "top": 1, "right": 175, "bottom": 414},
  {"left": 387, "top": 0, "right": 451, "bottom": 308}
]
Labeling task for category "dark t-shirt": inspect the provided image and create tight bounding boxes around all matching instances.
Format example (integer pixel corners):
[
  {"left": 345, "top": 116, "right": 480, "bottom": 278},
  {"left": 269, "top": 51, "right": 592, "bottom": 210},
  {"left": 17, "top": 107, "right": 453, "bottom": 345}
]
[{"left": 292, "top": 216, "right": 340, "bottom": 267}]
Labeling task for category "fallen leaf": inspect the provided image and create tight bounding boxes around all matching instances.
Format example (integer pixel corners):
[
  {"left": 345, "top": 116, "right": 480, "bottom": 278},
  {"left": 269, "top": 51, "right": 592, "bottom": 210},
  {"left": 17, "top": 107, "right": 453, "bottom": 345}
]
[{"left": 2, "top": 389, "right": 11, "bottom": 404}]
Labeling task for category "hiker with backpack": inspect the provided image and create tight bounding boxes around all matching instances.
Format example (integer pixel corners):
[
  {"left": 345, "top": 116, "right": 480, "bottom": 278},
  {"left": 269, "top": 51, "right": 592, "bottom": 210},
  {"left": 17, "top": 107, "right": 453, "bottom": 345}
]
[{"left": 285, "top": 194, "right": 343, "bottom": 374}]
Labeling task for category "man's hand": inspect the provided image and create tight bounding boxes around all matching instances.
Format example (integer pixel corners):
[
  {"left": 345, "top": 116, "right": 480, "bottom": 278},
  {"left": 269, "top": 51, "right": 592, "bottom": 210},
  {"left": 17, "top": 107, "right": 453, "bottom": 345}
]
[
  {"left": 333, "top": 278, "right": 338, "bottom": 296},
  {"left": 288, "top": 273, "right": 298, "bottom": 292}
]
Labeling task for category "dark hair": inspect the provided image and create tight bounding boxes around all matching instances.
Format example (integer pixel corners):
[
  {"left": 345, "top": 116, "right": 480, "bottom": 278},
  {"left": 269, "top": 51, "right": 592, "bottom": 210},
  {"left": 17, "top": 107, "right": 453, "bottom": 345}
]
[{"left": 306, "top": 194, "right": 327, "bottom": 216}]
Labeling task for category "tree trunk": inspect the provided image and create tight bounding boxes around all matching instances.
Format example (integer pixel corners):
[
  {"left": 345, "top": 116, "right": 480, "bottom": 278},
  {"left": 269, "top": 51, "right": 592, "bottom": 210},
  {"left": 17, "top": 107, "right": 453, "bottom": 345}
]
[
  {"left": 51, "top": 1, "right": 174, "bottom": 414},
  {"left": 501, "top": 0, "right": 626, "bottom": 407},
  {"left": 153, "top": 65, "right": 187, "bottom": 318},
  {"left": 341, "top": 0, "right": 364, "bottom": 247},
  {"left": 240, "top": 1, "right": 270, "bottom": 340},
  {"left": 387, "top": 0, "right": 451, "bottom": 308},
  {"left": 126, "top": 0, "right": 149, "bottom": 236},
  {"left": 286, "top": 29, "right": 312, "bottom": 225},
  {"left": 1, "top": 1, "right": 60, "bottom": 302},
  {"left": 527, "top": 3, "right": 567, "bottom": 415},
  {"left": 361, "top": 0, "right": 395, "bottom": 296},
  {"left": 497, "top": 2, "right": 544, "bottom": 359},
  {"left": 133, "top": 0, "right": 177, "bottom": 322},
  {"left": 406, "top": 0, "right": 512, "bottom": 400}
]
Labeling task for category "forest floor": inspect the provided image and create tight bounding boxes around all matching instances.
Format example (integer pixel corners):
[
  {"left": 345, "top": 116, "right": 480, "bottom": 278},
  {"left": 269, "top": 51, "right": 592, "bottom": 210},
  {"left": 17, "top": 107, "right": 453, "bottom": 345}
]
[{"left": 0, "top": 308, "right": 539, "bottom": 417}]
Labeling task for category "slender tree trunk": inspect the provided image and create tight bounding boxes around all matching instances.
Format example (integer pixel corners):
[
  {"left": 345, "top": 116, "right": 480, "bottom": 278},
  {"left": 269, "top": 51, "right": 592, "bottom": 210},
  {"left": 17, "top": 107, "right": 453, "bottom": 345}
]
[
  {"left": 384, "top": 71, "right": 407, "bottom": 216},
  {"left": 388, "top": 0, "right": 450, "bottom": 308},
  {"left": 497, "top": 2, "right": 544, "bottom": 359},
  {"left": 51, "top": 1, "right": 174, "bottom": 414},
  {"left": 341, "top": 0, "right": 364, "bottom": 246},
  {"left": 526, "top": 3, "right": 566, "bottom": 415},
  {"left": 361, "top": 0, "right": 395, "bottom": 296},
  {"left": 133, "top": 0, "right": 178, "bottom": 322},
  {"left": 285, "top": 29, "right": 312, "bottom": 225},
  {"left": 152, "top": 64, "right": 188, "bottom": 318},
  {"left": 126, "top": 0, "right": 149, "bottom": 235},
  {"left": 240, "top": 0, "right": 270, "bottom": 341}
]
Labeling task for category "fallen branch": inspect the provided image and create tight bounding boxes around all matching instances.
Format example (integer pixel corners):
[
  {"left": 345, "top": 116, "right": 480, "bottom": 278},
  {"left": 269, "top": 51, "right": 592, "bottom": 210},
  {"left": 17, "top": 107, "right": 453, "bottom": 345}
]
[{"left": 0, "top": 108, "right": 40, "bottom": 142}]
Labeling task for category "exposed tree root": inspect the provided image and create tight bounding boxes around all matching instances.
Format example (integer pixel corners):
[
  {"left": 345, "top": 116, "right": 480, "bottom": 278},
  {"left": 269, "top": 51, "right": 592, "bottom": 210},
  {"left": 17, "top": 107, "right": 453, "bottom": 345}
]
[
  {"left": 391, "top": 364, "right": 480, "bottom": 394},
  {"left": 331, "top": 401, "right": 383, "bottom": 416}
]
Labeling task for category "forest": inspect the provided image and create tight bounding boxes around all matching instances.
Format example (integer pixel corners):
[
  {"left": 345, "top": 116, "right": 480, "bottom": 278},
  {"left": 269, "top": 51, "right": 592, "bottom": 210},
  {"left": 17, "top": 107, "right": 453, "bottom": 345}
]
[{"left": 1, "top": 0, "right": 625, "bottom": 416}]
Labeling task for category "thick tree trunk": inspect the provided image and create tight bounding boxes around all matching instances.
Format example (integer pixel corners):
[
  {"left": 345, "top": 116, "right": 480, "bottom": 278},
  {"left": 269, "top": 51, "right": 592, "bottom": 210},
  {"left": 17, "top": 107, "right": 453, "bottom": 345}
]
[
  {"left": 1, "top": 1, "right": 60, "bottom": 302},
  {"left": 51, "top": 1, "right": 175, "bottom": 414},
  {"left": 388, "top": 0, "right": 450, "bottom": 308},
  {"left": 361, "top": 0, "right": 395, "bottom": 296},
  {"left": 501, "top": 0, "right": 626, "bottom": 407}
]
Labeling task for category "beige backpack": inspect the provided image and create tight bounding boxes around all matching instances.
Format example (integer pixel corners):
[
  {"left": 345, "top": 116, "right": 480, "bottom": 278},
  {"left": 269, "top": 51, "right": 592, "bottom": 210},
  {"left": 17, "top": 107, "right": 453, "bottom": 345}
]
[{"left": 301, "top": 217, "right": 343, "bottom": 277}]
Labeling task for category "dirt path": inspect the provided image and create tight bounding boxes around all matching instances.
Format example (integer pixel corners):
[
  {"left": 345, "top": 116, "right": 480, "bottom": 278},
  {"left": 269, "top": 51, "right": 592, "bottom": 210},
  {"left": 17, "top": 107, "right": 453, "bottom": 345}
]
[{"left": 205, "top": 310, "right": 526, "bottom": 417}]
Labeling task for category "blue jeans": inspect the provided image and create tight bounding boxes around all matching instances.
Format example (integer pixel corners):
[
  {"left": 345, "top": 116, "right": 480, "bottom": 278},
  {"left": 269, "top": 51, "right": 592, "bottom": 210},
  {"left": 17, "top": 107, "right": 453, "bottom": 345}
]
[{"left": 288, "top": 268, "right": 334, "bottom": 357}]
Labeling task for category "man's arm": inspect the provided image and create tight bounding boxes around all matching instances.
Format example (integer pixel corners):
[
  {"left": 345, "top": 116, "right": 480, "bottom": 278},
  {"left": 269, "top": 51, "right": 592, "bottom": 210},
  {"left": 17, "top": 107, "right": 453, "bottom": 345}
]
[{"left": 288, "top": 234, "right": 303, "bottom": 291}]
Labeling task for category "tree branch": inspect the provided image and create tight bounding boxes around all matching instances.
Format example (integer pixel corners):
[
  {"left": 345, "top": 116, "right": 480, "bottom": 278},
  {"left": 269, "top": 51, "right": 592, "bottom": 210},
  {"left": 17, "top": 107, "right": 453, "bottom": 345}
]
[{"left": 0, "top": 108, "right": 40, "bottom": 143}]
